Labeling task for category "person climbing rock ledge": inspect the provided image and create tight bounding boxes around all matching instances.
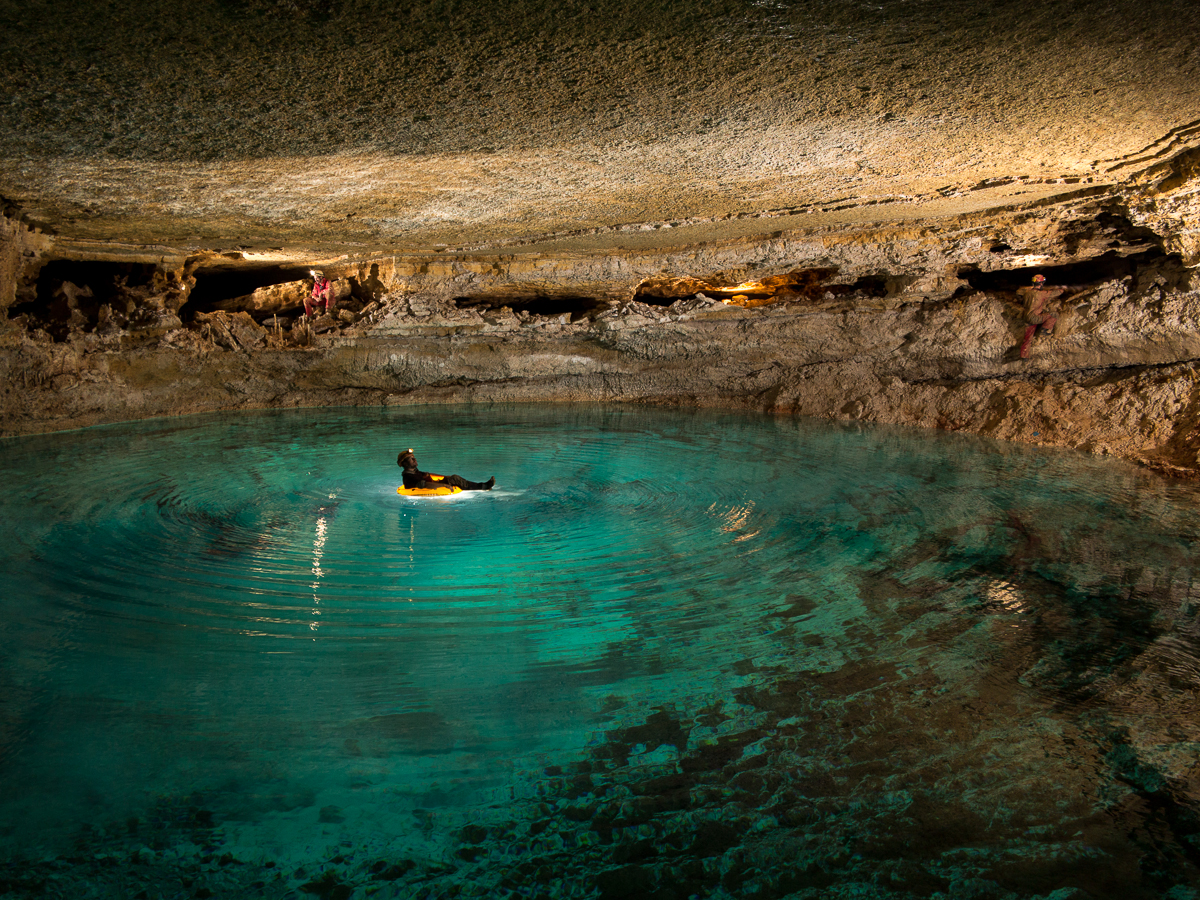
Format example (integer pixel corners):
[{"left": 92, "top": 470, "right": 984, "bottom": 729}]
[
  {"left": 398, "top": 448, "right": 495, "bottom": 491},
  {"left": 1016, "top": 273, "right": 1063, "bottom": 359}
]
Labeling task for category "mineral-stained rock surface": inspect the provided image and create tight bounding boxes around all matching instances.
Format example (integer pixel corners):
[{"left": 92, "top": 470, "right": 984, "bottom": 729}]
[{"left": 1, "top": 0, "right": 1200, "bottom": 475}]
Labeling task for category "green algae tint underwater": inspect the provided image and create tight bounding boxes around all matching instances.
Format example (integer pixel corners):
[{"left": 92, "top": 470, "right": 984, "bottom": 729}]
[{"left": 2, "top": 404, "right": 1200, "bottom": 899}]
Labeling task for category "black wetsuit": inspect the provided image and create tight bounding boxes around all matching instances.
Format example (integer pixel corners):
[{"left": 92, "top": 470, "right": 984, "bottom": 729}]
[{"left": 399, "top": 453, "right": 491, "bottom": 491}]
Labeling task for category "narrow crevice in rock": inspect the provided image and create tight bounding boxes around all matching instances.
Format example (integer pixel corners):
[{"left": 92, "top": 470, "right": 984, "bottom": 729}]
[
  {"left": 632, "top": 268, "right": 889, "bottom": 308},
  {"left": 1068, "top": 209, "right": 1164, "bottom": 254},
  {"left": 957, "top": 249, "right": 1182, "bottom": 295}
]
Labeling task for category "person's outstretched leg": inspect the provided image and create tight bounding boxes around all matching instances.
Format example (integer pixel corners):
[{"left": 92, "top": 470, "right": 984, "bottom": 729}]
[{"left": 443, "top": 474, "right": 495, "bottom": 491}]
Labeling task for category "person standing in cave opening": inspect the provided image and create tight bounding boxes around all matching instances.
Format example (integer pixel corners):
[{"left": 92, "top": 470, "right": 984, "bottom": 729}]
[
  {"left": 398, "top": 448, "right": 495, "bottom": 491},
  {"left": 1017, "top": 273, "right": 1064, "bottom": 359},
  {"left": 305, "top": 269, "right": 335, "bottom": 317}
]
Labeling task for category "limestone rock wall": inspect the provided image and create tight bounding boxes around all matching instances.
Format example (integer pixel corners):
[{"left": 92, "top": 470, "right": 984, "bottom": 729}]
[
  {"left": 3, "top": 161, "right": 1200, "bottom": 478},
  {"left": 1128, "top": 145, "right": 1200, "bottom": 267},
  {"left": 0, "top": 209, "right": 52, "bottom": 312}
]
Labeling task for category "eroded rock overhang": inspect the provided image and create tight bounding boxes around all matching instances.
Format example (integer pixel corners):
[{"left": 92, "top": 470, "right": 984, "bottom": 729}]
[{"left": 2, "top": 142, "right": 1200, "bottom": 476}]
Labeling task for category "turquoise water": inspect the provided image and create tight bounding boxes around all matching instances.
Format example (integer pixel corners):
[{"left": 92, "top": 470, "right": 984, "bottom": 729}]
[{"left": 3, "top": 405, "right": 1200, "bottom": 899}]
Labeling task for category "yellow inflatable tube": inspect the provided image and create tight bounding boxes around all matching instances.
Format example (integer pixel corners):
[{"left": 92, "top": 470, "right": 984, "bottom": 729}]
[
  {"left": 400, "top": 487, "right": 460, "bottom": 501},
  {"left": 398, "top": 475, "right": 463, "bottom": 496}
]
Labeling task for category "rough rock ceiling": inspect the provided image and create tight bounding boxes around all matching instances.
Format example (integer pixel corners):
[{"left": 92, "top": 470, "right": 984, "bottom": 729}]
[{"left": 2, "top": 0, "right": 1199, "bottom": 256}]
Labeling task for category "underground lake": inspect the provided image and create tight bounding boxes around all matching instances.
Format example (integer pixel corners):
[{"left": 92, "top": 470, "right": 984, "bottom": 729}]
[{"left": 2, "top": 404, "right": 1200, "bottom": 899}]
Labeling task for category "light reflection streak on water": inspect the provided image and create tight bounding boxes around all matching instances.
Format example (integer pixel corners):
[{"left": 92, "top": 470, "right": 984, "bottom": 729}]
[
  {"left": 405, "top": 515, "right": 415, "bottom": 602},
  {"left": 708, "top": 498, "right": 762, "bottom": 544},
  {"left": 311, "top": 514, "right": 326, "bottom": 632}
]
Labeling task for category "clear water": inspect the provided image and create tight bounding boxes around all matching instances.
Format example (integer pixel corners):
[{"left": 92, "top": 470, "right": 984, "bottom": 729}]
[{"left": 3, "top": 405, "right": 1200, "bottom": 900}]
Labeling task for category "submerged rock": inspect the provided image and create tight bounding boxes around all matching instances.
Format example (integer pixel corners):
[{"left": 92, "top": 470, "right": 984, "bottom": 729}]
[{"left": 317, "top": 805, "right": 344, "bottom": 824}]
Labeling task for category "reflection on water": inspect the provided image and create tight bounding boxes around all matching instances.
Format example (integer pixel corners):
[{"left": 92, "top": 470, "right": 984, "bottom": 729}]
[{"left": 2, "top": 405, "right": 1200, "bottom": 898}]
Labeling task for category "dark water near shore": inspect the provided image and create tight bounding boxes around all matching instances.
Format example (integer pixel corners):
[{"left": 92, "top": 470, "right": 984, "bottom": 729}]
[{"left": 3, "top": 405, "right": 1200, "bottom": 899}]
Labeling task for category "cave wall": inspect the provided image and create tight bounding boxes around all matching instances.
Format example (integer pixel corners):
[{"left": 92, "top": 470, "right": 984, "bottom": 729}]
[
  {"left": 0, "top": 209, "right": 51, "bottom": 314},
  {"left": 3, "top": 161, "right": 1200, "bottom": 477}
]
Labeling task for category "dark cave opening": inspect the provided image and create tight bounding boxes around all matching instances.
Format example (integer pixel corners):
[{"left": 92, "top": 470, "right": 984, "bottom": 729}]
[
  {"left": 7, "top": 259, "right": 332, "bottom": 339},
  {"left": 836, "top": 275, "right": 890, "bottom": 299},
  {"left": 186, "top": 264, "right": 315, "bottom": 318},
  {"left": 7, "top": 259, "right": 162, "bottom": 340},
  {"left": 32, "top": 260, "right": 160, "bottom": 301},
  {"left": 958, "top": 249, "right": 1183, "bottom": 294}
]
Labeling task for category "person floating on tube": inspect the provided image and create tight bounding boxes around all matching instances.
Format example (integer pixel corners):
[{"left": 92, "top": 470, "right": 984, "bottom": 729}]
[{"left": 398, "top": 448, "right": 495, "bottom": 491}]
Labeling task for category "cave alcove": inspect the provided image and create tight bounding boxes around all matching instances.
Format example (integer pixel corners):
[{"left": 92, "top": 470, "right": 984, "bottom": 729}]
[
  {"left": 7, "top": 259, "right": 162, "bottom": 340},
  {"left": 184, "top": 264, "right": 316, "bottom": 321}
]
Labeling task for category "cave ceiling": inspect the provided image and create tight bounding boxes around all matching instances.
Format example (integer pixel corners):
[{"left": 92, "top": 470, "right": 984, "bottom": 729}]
[{"left": 2, "top": 0, "right": 1199, "bottom": 261}]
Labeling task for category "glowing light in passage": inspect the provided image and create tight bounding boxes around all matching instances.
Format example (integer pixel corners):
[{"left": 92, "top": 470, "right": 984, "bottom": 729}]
[
  {"left": 716, "top": 281, "right": 768, "bottom": 295},
  {"left": 716, "top": 281, "right": 768, "bottom": 304}
]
